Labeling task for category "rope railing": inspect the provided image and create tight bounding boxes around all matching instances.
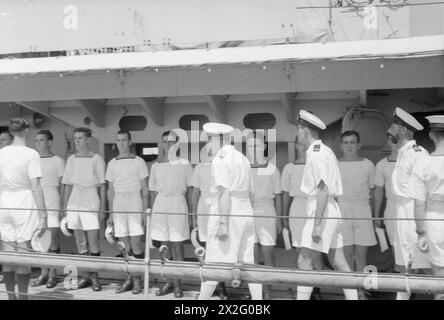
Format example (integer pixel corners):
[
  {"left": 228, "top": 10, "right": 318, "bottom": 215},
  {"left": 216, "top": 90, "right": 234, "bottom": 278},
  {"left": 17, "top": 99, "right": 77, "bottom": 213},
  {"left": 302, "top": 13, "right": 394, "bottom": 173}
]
[{"left": 0, "top": 206, "right": 443, "bottom": 221}]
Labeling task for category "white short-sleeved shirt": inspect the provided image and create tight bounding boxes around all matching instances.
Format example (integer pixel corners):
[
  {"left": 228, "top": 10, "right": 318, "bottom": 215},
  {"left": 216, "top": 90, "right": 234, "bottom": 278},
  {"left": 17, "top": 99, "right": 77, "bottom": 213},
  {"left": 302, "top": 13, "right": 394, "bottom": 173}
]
[
  {"left": 106, "top": 156, "right": 149, "bottom": 193},
  {"left": 148, "top": 159, "right": 193, "bottom": 195},
  {"left": 301, "top": 140, "right": 343, "bottom": 197},
  {"left": 411, "top": 155, "right": 444, "bottom": 202},
  {"left": 338, "top": 159, "right": 375, "bottom": 202},
  {"left": 211, "top": 145, "right": 252, "bottom": 194},
  {"left": 191, "top": 162, "right": 212, "bottom": 194},
  {"left": 281, "top": 163, "right": 307, "bottom": 198},
  {"left": 0, "top": 145, "right": 41, "bottom": 190},
  {"left": 40, "top": 155, "right": 65, "bottom": 188},
  {"left": 392, "top": 140, "right": 429, "bottom": 199},
  {"left": 62, "top": 154, "right": 106, "bottom": 187},
  {"left": 374, "top": 157, "right": 397, "bottom": 201},
  {"left": 251, "top": 163, "right": 281, "bottom": 200}
]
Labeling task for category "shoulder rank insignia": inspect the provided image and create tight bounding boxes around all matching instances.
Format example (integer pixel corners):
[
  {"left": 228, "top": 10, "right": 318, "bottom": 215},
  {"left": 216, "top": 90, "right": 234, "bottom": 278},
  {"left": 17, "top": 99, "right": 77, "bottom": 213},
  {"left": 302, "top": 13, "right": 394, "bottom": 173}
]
[
  {"left": 413, "top": 145, "right": 422, "bottom": 152},
  {"left": 313, "top": 145, "right": 321, "bottom": 152}
]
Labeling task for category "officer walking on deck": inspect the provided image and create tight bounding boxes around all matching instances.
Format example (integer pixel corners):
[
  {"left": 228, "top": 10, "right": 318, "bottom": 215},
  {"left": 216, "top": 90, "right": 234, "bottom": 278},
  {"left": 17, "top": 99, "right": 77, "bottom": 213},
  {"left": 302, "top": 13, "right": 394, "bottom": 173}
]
[
  {"left": 411, "top": 115, "right": 444, "bottom": 300},
  {"left": 387, "top": 107, "right": 431, "bottom": 300},
  {"left": 198, "top": 123, "right": 262, "bottom": 300},
  {"left": 295, "top": 110, "right": 358, "bottom": 300}
]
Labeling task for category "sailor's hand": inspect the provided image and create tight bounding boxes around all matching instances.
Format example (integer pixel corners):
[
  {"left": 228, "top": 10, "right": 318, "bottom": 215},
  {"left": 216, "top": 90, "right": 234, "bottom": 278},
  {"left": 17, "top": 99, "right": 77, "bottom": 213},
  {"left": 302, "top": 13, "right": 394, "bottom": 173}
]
[
  {"left": 417, "top": 235, "right": 429, "bottom": 253},
  {"left": 36, "top": 217, "right": 47, "bottom": 237},
  {"left": 217, "top": 221, "right": 229, "bottom": 241},
  {"left": 106, "top": 216, "right": 113, "bottom": 227},
  {"left": 312, "top": 224, "right": 322, "bottom": 243}
]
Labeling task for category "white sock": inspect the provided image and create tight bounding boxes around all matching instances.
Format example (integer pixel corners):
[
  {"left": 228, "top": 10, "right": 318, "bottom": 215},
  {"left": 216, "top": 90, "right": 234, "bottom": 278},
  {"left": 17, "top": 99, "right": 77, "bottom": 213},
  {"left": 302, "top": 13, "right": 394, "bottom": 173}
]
[
  {"left": 198, "top": 281, "right": 218, "bottom": 300},
  {"left": 396, "top": 292, "right": 410, "bottom": 300},
  {"left": 343, "top": 289, "right": 358, "bottom": 300},
  {"left": 297, "top": 286, "right": 313, "bottom": 300},
  {"left": 248, "top": 283, "right": 262, "bottom": 300}
]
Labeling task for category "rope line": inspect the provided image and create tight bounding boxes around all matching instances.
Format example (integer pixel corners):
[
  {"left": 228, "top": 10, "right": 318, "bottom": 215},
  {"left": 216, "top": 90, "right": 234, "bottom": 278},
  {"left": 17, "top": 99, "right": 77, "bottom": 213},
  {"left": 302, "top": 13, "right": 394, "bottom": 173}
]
[{"left": 1, "top": 206, "right": 444, "bottom": 221}]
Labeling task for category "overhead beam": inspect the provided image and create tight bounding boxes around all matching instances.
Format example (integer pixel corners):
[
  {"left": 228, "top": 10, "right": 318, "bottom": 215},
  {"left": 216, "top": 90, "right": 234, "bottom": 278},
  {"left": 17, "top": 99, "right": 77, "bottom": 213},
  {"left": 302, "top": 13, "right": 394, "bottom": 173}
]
[
  {"left": 280, "top": 93, "right": 296, "bottom": 125},
  {"left": 206, "top": 95, "right": 227, "bottom": 123},
  {"left": 138, "top": 97, "right": 164, "bottom": 127},
  {"left": 78, "top": 99, "right": 106, "bottom": 127},
  {"left": 16, "top": 101, "right": 71, "bottom": 126}
]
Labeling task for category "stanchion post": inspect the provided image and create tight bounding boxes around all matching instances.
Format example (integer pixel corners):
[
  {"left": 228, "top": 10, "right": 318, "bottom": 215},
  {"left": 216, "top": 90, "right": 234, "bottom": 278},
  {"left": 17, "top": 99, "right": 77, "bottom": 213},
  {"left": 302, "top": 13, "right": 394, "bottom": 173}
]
[{"left": 144, "top": 209, "right": 152, "bottom": 300}]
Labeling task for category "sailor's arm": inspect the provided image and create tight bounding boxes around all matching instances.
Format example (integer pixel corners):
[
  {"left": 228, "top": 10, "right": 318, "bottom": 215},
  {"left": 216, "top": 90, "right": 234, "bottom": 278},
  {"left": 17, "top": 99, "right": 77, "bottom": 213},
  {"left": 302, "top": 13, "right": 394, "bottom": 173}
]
[
  {"left": 312, "top": 180, "right": 328, "bottom": 243},
  {"left": 98, "top": 183, "right": 106, "bottom": 222},
  {"left": 274, "top": 193, "right": 283, "bottom": 234},
  {"left": 62, "top": 184, "right": 72, "bottom": 215},
  {"left": 30, "top": 177, "right": 48, "bottom": 231},
  {"left": 216, "top": 185, "right": 231, "bottom": 241},
  {"left": 107, "top": 182, "right": 115, "bottom": 225},
  {"left": 282, "top": 192, "right": 291, "bottom": 230},
  {"left": 373, "top": 186, "right": 385, "bottom": 228},
  {"left": 190, "top": 187, "right": 201, "bottom": 228}
]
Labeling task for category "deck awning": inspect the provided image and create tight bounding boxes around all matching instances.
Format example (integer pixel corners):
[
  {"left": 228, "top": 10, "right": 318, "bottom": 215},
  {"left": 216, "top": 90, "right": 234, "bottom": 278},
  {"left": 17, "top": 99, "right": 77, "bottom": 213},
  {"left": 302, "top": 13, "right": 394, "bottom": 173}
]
[{"left": 0, "top": 35, "right": 443, "bottom": 76}]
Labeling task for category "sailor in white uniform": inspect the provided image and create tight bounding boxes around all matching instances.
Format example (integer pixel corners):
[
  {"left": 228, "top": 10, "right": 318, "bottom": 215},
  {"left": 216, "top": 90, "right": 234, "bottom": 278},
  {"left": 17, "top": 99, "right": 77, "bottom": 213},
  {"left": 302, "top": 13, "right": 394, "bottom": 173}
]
[
  {"left": 149, "top": 130, "right": 193, "bottom": 298},
  {"left": 374, "top": 135, "right": 398, "bottom": 246},
  {"left": 106, "top": 130, "right": 149, "bottom": 294},
  {"left": 411, "top": 115, "right": 444, "bottom": 300},
  {"left": 62, "top": 127, "right": 106, "bottom": 291},
  {"left": 337, "top": 130, "right": 377, "bottom": 299},
  {"left": 282, "top": 137, "right": 325, "bottom": 300},
  {"left": 387, "top": 107, "right": 431, "bottom": 300},
  {"left": 191, "top": 145, "right": 213, "bottom": 243},
  {"left": 0, "top": 119, "right": 47, "bottom": 300},
  {"left": 295, "top": 110, "right": 358, "bottom": 300},
  {"left": 198, "top": 123, "right": 262, "bottom": 300},
  {"left": 0, "top": 130, "right": 13, "bottom": 149},
  {"left": 31, "top": 130, "right": 65, "bottom": 289},
  {"left": 191, "top": 144, "right": 230, "bottom": 300},
  {"left": 246, "top": 132, "right": 282, "bottom": 299}
]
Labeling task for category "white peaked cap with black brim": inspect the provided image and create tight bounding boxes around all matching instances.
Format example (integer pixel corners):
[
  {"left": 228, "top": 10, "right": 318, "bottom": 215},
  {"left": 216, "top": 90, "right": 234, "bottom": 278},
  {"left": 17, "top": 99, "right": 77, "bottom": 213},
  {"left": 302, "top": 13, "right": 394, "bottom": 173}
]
[
  {"left": 296, "top": 110, "right": 327, "bottom": 131},
  {"left": 426, "top": 115, "right": 444, "bottom": 130},
  {"left": 390, "top": 107, "right": 424, "bottom": 132}
]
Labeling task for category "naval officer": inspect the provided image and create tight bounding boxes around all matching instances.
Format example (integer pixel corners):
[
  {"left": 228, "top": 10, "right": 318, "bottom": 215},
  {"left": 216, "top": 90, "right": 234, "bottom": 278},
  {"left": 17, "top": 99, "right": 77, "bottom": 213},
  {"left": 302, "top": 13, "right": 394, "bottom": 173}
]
[
  {"left": 411, "top": 115, "right": 444, "bottom": 300},
  {"left": 387, "top": 107, "right": 431, "bottom": 300},
  {"left": 295, "top": 110, "right": 358, "bottom": 300},
  {"left": 198, "top": 122, "right": 262, "bottom": 300}
]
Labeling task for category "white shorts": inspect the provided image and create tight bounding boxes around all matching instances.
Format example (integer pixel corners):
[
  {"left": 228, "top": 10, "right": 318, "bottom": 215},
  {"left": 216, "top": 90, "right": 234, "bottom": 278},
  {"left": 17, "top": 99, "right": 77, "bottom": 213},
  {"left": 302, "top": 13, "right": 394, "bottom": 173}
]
[
  {"left": 113, "top": 192, "right": 144, "bottom": 238},
  {"left": 66, "top": 187, "right": 100, "bottom": 231},
  {"left": 425, "top": 202, "right": 444, "bottom": 267},
  {"left": 196, "top": 193, "right": 212, "bottom": 242},
  {"left": 0, "top": 189, "right": 40, "bottom": 243},
  {"left": 253, "top": 199, "right": 277, "bottom": 246},
  {"left": 339, "top": 200, "right": 377, "bottom": 247},
  {"left": 289, "top": 196, "right": 306, "bottom": 248},
  {"left": 301, "top": 196, "right": 343, "bottom": 254},
  {"left": 394, "top": 197, "right": 430, "bottom": 269},
  {"left": 206, "top": 197, "right": 255, "bottom": 264},
  {"left": 384, "top": 199, "right": 397, "bottom": 246},
  {"left": 43, "top": 187, "right": 61, "bottom": 228},
  {"left": 151, "top": 194, "right": 190, "bottom": 242}
]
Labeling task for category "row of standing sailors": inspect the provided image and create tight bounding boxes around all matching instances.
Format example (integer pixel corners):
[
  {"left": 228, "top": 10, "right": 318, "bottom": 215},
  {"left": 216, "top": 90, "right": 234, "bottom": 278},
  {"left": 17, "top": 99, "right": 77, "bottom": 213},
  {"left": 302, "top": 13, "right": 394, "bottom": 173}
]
[{"left": 0, "top": 109, "right": 443, "bottom": 300}]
